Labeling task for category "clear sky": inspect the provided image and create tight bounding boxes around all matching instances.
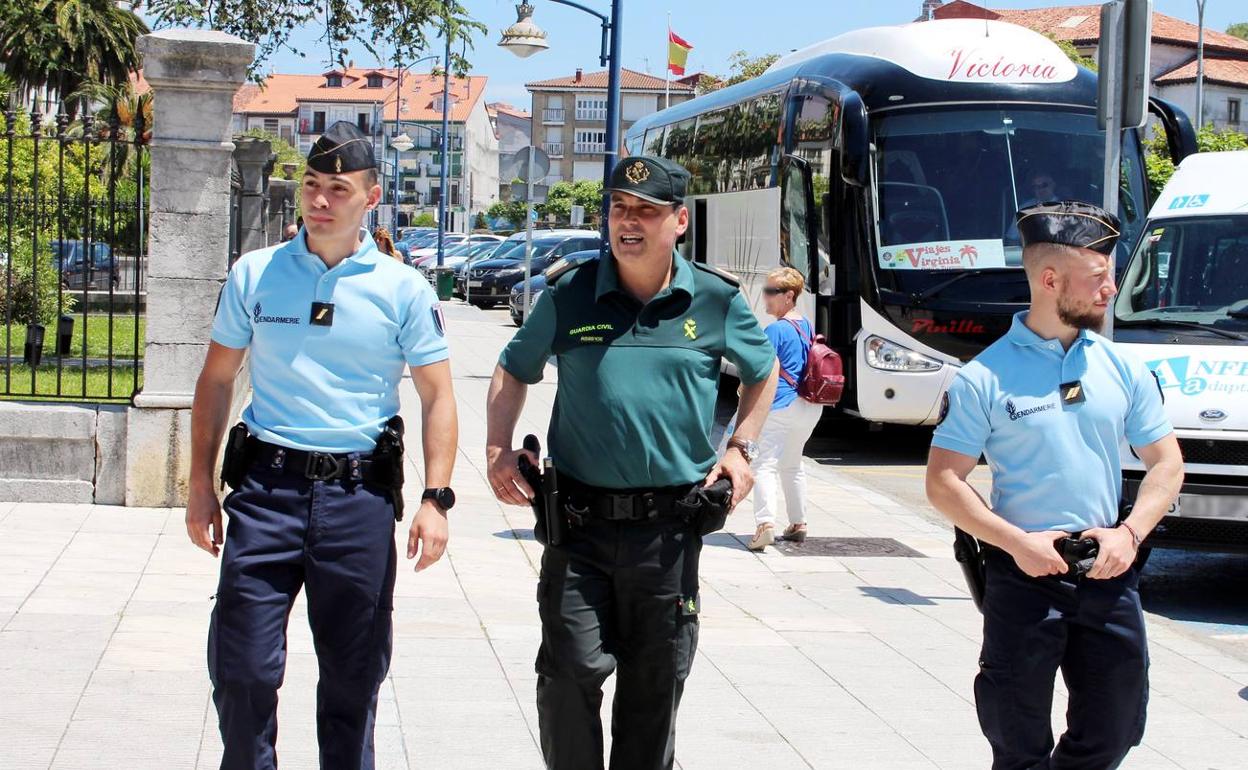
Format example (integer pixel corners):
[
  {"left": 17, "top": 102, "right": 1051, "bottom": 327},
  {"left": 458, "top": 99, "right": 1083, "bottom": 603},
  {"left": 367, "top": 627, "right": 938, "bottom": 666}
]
[{"left": 222, "top": 0, "right": 1245, "bottom": 109}]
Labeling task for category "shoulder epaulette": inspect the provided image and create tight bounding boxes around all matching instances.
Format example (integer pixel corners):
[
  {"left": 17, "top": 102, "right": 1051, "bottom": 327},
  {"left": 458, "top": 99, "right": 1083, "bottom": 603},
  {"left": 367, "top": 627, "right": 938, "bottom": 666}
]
[
  {"left": 691, "top": 261, "right": 741, "bottom": 287},
  {"left": 543, "top": 257, "right": 588, "bottom": 283}
]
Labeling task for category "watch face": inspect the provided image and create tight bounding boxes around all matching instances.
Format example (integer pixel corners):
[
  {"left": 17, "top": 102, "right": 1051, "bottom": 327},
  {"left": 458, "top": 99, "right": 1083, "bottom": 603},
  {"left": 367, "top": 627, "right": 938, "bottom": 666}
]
[{"left": 436, "top": 487, "right": 456, "bottom": 510}]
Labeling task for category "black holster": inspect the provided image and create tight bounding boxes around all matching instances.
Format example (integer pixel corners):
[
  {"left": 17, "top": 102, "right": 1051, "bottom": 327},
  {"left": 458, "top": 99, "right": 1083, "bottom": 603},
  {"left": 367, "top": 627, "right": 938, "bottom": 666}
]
[
  {"left": 372, "top": 415, "right": 406, "bottom": 522},
  {"left": 953, "top": 527, "right": 986, "bottom": 612},
  {"left": 519, "top": 435, "right": 565, "bottom": 547},
  {"left": 220, "top": 422, "right": 253, "bottom": 491},
  {"left": 692, "top": 478, "right": 734, "bottom": 536}
]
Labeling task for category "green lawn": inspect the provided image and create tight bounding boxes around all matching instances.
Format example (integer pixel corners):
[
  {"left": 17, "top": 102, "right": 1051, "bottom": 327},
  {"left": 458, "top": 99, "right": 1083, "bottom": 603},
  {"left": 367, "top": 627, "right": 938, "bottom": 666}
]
[
  {"left": 0, "top": 364, "right": 141, "bottom": 401},
  {"left": 2, "top": 314, "right": 145, "bottom": 359}
]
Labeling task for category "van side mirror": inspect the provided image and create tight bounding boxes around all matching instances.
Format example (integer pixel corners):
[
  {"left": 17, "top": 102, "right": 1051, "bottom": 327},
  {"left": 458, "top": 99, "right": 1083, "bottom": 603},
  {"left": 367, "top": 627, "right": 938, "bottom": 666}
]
[{"left": 1147, "top": 96, "right": 1197, "bottom": 164}]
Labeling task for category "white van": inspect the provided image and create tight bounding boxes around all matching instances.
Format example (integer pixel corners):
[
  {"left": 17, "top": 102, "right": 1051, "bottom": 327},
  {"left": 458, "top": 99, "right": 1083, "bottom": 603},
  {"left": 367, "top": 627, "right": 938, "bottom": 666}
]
[{"left": 1114, "top": 150, "right": 1248, "bottom": 555}]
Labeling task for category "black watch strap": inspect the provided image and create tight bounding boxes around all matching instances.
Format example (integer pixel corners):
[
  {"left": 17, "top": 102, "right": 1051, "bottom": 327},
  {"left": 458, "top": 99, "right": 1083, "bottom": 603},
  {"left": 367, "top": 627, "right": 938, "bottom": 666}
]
[{"left": 421, "top": 487, "right": 456, "bottom": 511}]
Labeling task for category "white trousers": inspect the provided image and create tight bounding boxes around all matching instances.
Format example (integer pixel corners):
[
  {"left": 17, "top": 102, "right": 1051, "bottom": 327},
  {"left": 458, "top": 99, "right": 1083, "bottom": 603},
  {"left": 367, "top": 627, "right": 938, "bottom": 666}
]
[{"left": 752, "top": 398, "right": 823, "bottom": 528}]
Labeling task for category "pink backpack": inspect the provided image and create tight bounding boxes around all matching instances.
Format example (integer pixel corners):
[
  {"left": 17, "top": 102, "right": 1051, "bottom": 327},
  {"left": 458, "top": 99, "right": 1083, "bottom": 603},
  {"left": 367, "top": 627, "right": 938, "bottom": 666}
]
[{"left": 777, "top": 318, "right": 845, "bottom": 406}]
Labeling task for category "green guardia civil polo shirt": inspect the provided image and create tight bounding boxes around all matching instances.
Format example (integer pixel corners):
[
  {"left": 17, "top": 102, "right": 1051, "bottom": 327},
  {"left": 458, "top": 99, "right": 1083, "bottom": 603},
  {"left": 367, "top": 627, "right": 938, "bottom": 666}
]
[{"left": 499, "top": 252, "right": 775, "bottom": 488}]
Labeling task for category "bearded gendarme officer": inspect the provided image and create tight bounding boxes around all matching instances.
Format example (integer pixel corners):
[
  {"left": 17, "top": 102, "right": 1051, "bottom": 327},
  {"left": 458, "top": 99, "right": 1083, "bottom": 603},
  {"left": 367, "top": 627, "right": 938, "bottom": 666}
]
[
  {"left": 485, "top": 156, "right": 778, "bottom": 770},
  {"left": 186, "top": 121, "right": 459, "bottom": 770},
  {"left": 926, "top": 201, "right": 1184, "bottom": 770}
]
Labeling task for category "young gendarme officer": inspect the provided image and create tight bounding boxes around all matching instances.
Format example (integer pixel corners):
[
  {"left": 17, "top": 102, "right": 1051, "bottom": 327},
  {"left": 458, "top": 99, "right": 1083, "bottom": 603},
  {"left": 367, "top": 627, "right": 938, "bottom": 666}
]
[
  {"left": 486, "top": 155, "right": 779, "bottom": 770},
  {"left": 186, "top": 121, "right": 458, "bottom": 770},
  {"left": 926, "top": 201, "right": 1184, "bottom": 770}
]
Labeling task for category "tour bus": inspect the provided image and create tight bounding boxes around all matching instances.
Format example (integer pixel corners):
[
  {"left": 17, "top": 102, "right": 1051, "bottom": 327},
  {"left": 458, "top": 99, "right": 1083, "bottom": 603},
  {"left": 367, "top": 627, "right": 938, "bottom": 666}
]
[
  {"left": 625, "top": 19, "right": 1195, "bottom": 424},
  {"left": 1115, "top": 151, "right": 1248, "bottom": 555}
]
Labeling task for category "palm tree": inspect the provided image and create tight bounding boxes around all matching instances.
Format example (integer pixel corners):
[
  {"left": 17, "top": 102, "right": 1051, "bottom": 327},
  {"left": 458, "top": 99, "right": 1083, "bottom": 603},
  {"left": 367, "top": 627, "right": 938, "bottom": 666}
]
[
  {"left": 0, "top": 0, "right": 148, "bottom": 116},
  {"left": 64, "top": 78, "right": 152, "bottom": 183}
]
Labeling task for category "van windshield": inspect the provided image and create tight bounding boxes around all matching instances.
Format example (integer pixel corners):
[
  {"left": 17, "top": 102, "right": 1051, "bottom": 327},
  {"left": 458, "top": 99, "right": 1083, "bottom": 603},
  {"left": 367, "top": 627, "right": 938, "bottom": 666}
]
[
  {"left": 872, "top": 108, "right": 1146, "bottom": 300},
  {"left": 1115, "top": 215, "right": 1248, "bottom": 331}
]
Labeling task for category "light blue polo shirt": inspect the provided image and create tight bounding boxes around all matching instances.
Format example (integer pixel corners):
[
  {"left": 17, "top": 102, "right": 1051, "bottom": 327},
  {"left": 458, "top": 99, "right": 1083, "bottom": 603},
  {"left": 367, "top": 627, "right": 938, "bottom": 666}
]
[
  {"left": 932, "top": 312, "right": 1171, "bottom": 532},
  {"left": 212, "top": 229, "right": 449, "bottom": 452}
]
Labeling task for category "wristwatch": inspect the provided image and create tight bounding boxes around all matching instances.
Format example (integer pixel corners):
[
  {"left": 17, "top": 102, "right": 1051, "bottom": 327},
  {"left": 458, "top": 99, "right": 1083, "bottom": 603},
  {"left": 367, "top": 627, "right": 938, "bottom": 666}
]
[
  {"left": 726, "top": 437, "right": 759, "bottom": 463},
  {"left": 421, "top": 487, "right": 456, "bottom": 511}
]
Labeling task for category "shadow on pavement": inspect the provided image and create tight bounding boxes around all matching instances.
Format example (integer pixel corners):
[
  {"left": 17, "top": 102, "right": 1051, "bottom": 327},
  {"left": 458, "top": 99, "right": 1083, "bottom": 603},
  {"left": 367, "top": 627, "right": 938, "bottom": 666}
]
[{"left": 1139, "top": 549, "right": 1248, "bottom": 632}]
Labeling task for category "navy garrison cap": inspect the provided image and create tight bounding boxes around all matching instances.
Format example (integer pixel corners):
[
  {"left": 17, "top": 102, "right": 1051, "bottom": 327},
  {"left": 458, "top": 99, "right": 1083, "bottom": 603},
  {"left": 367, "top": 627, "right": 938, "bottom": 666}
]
[
  {"left": 1015, "top": 200, "right": 1122, "bottom": 256},
  {"left": 607, "top": 156, "right": 689, "bottom": 205},
  {"left": 307, "top": 121, "right": 377, "bottom": 174}
]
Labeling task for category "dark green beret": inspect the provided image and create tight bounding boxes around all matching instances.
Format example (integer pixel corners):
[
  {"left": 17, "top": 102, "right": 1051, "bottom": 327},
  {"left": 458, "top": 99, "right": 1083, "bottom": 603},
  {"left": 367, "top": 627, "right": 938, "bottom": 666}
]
[
  {"left": 607, "top": 155, "right": 690, "bottom": 205},
  {"left": 1015, "top": 200, "right": 1122, "bottom": 255},
  {"left": 307, "top": 121, "right": 377, "bottom": 174}
]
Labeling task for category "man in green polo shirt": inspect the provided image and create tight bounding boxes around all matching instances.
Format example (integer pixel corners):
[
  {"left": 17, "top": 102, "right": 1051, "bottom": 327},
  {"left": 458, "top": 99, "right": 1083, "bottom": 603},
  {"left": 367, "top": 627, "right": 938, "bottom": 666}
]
[{"left": 486, "top": 155, "right": 778, "bottom": 770}]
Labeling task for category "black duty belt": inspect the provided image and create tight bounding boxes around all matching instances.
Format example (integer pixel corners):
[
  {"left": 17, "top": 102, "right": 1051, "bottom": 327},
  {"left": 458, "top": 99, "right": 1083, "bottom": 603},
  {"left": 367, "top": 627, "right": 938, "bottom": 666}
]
[
  {"left": 559, "top": 476, "right": 699, "bottom": 522},
  {"left": 249, "top": 438, "right": 384, "bottom": 483}
]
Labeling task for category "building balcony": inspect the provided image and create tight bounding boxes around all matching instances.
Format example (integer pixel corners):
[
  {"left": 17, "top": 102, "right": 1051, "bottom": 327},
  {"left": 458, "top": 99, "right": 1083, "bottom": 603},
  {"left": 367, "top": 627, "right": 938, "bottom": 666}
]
[
  {"left": 574, "top": 142, "right": 605, "bottom": 155},
  {"left": 575, "top": 108, "right": 607, "bottom": 122},
  {"left": 542, "top": 108, "right": 565, "bottom": 124},
  {"left": 543, "top": 142, "right": 564, "bottom": 158}
]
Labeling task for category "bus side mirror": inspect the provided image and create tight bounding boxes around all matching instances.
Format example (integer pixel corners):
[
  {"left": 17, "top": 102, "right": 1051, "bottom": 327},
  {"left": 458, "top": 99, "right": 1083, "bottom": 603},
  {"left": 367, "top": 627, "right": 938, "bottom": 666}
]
[
  {"left": 840, "top": 91, "right": 869, "bottom": 187},
  {"left": 1147, "top": 96, "right": 1197, "bottom": 164}
]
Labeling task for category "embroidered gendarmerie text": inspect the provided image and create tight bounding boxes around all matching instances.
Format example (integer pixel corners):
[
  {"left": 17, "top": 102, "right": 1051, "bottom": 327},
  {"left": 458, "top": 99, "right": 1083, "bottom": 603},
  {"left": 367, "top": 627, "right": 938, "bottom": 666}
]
[{"left": 1005, "top": 399, "right": 1056, "bottom": 422}]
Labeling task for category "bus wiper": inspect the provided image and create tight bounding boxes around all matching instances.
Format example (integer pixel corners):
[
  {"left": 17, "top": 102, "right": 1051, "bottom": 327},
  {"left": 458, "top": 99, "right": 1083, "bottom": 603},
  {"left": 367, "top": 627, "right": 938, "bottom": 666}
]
[
  {"left": 912, "top": 268, "right": 1020, "bottom": 303},
  {"left": 1116, "top": 317, "right": 1248, "bottom": 341}
]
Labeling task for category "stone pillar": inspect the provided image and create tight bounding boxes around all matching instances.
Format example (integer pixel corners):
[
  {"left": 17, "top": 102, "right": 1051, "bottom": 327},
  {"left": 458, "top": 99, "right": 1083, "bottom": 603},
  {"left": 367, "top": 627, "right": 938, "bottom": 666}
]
[
  {"left": 234, "top": 136, "right": 276, "bottom": 254},
  {"left": 266, "top": 178, "right": 298, "bottom": 244},
  {"left": 126, "top": 29, "right": 255, "bottom": 507}
]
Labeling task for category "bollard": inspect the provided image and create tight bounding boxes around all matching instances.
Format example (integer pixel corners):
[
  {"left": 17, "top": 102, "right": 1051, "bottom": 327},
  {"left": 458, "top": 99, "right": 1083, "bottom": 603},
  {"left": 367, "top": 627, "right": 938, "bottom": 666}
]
[
  {"left": 23, "top": 324, "right": 45, "bottom": 367},
  {"left": 57, "top": 315, "right": 74, "bottom": 355}
]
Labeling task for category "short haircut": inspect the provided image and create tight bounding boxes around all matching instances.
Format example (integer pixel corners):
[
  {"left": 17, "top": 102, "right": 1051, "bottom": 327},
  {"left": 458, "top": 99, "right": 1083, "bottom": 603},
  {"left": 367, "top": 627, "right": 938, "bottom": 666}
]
[
  {"left": 363, "top": 168, "right": 378, "bottom": 188},
  {"left": 768, "top": 266, "right": 805, "bottom": 298},
  {"left": 1022, "top": 242, "right": 1083, "bottom": 277}
]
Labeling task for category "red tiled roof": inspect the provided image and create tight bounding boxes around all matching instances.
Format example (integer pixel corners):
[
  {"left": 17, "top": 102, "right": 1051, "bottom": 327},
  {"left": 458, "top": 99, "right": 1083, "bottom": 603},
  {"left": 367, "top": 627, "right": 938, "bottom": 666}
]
[
  {"left": 232, "top": 68, "right": 487, "bottom": 122},
  {"left": 526, "top": 68, "right": 694, "bottom": 91},
  {"left": 1156, "top": 57, "right": 1248, "bottom": 87},
  {"left": 488, "top": 102, "right": 530, "bottom": 119},
  {"left": 934, "top": 1, "right": 1248, "bottom": 56}
]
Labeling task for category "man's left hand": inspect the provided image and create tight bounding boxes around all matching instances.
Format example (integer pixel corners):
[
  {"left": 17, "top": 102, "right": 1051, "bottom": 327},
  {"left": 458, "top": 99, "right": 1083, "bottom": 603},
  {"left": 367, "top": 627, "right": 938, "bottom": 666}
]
[
  {"left": 407, "top": 500, "right": 449, "bottom": 572},
  {"left": 1081, "top": 526, "right": 1137, "bottom": 580},
  {"left": 704, "top": 446, "right": 753, "bottom": 509}
]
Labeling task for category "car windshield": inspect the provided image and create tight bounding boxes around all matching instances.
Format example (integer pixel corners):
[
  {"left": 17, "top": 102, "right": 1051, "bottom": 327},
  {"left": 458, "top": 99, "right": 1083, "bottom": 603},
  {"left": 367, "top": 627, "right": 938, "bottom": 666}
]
[
  {"left": 443, "top": 242, "right": 475, "bottom": 257},
  {"left": 872, "top": 108, "right": 1147, "bottom": 301},
  {"left": 1115, "top": 215, "right": 1248, "bottom": 331}
]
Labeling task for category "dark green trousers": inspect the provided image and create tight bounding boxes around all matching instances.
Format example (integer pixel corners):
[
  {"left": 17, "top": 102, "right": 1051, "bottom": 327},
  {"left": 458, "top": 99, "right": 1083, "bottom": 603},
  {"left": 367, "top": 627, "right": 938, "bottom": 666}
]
[{"left": 535, "top": 514, "right": 702, "bottom": 770}]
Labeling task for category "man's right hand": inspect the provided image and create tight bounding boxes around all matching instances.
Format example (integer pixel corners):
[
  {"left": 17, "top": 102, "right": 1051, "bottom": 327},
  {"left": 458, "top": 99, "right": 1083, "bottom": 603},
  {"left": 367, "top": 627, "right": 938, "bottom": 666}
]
[
  {"left": 486, "top": 445, "right": 539, "bottom": 506},
  {"left": 186, "top": 483, "right": 224, "bottom": 557},
  {"left": 1006, "top": 530, "right": 1069, "bottom": 577}
]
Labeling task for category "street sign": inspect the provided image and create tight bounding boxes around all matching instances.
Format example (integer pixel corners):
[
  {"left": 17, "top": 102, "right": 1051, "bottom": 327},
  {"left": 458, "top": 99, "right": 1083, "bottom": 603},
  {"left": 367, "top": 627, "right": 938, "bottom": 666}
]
[
  {"left": 1097, "top": 0, "right": 1152, "bottom": 130},
  {"left": 511, "top": 182, "right": 549, "bottom": 204},
  {"left": 509, "top": 146, "right": 551, "bottom": 183}
]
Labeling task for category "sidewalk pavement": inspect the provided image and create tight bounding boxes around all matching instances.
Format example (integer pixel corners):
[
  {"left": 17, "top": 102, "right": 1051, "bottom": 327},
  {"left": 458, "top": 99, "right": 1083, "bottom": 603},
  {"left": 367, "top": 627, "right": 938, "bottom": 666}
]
[{"left": 1, "top": 302, "right": 1245, "bottom": 770}]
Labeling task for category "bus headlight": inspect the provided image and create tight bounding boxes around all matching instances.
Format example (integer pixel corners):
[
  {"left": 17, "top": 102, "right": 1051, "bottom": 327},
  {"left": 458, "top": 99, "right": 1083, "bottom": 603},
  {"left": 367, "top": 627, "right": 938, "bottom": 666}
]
[{"left": 865, "top": 336, "right": 942, "bottom": 372}]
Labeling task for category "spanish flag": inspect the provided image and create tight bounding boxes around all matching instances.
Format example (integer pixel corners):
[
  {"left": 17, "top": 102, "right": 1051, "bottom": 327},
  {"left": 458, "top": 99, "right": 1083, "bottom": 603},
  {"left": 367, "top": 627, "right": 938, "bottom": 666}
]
[{"left": 668, "top": 29, "right": 693, "bottom": 76}]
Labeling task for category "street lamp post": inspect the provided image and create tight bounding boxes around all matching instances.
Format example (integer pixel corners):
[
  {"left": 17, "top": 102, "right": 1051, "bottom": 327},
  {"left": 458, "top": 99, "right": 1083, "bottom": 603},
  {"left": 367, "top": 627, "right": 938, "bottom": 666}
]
[
  {"left": 499, "top": 0, "right": 623, "bottom": 230},
  {"left": 438, "top": 26, "right": 452, "bottom": 269},
  {"left": 390, "top": 132, "right": 415, "bottom": 232}
]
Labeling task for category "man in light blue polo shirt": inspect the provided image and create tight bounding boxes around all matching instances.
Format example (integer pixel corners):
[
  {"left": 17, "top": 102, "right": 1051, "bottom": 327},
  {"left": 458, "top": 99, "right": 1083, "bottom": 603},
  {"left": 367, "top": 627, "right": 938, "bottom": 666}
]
[
  {"left": 186, "top": 122, "right": 459, "bottom": 770},
  {"left": 926, "top": 201, "right": 1184, "bottom": 770}
]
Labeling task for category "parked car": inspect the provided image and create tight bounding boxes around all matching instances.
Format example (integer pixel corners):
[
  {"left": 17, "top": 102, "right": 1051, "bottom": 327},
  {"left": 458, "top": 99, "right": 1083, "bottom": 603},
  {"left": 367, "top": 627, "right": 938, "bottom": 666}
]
[
  {"left": 397, "top": 226, "right": 435, "bottom": 241},
  {"left": 459, "top": 233, "right": 601, "bottom": 308},
  {"left": 454, "top": 229, "right": 596, "bottom": 280},
  {"left": 53, "top": 240, "right": 117, "bottom": 289},
  {"left": 509, "top": 248, "right": 600, "bottom": 325},
  {"left": 408, "top": 233, "right": 469, "bottom": 260},
  {"left": 415, "top": 240, "right": 504, "bottom": 276}
]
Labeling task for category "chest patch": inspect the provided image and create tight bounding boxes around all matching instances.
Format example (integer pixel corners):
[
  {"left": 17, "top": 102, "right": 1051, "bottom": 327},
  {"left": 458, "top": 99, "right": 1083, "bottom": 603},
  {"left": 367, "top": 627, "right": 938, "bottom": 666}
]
[
  {"left": 568, "top": 322, "right": 616, "bottom": 343},
  {"left": 253, "top": 301, "right": 301, "bottom": 326},
  {"left": 683, "top": 318, "right": 697, "bottom": 340},
  {"left": 1060, "top": 380, "right": 1086, "bottom": 405}
]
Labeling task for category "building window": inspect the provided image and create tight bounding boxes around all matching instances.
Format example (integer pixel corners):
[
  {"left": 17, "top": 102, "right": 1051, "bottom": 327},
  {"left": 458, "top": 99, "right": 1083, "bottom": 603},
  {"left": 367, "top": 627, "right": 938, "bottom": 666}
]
[
  {"left": 574, "top": 129, "right": 606, "bottom": 154},
  {"left": 313, "top": 111, "right": 326, "bottom": 133},
  {"left": 326, "top": 74, "right": 342, "bottom": 88},
  {"left": 357, "top": 112, "right": 370, "bottom": 133},
  {"left": 367, "top": 74, "right": 383, "bottom": 88},
  {"left": 263, "top": 118, "right": 279, "bottom": 134},
  {"left": 576, "top": 96, "right": 608, "bottom": 122},
  {"left": 1230, "top": 98, "right": 1242, "bottom": 125}
]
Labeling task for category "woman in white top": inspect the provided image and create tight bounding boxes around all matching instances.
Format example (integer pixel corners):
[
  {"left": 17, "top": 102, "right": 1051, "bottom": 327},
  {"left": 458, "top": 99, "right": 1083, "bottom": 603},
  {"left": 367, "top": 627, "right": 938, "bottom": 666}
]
[{"left": 747, "top": 267, "right": 824, "bottom": 551}]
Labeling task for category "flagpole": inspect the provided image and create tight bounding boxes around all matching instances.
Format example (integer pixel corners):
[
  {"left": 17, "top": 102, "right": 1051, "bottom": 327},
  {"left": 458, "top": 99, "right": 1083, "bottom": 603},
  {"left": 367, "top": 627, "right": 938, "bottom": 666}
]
[{"left": 665, "top": 12, "right": 672, "bottom": 109}]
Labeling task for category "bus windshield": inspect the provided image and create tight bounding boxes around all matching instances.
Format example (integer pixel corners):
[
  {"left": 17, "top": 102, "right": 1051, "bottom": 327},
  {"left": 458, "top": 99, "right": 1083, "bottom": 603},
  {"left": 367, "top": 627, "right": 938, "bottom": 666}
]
[
  {"left": 872, "top": 108, "right": 1146, "bottom": 299},
  {"left": 1115, "top": 215, "right": 1248, "bottom": 331}
]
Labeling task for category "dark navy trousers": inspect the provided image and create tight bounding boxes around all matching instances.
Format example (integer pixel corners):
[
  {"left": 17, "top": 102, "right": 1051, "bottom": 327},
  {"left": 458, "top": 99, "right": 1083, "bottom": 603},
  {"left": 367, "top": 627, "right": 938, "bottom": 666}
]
[
  {"left": 208, "top": 463, "right": 397, "bottom": 770},
  {"left": 977, "top": 549, "right": 1149, "bottom": 770}
]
